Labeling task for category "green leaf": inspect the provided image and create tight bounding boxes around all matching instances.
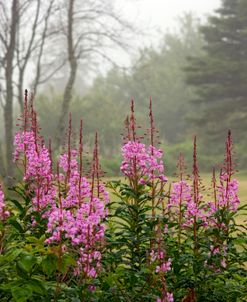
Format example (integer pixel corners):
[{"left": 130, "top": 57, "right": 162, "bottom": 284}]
[
  {"left": 11, "top": 285, "right": 32, "bottom": 302},
  {"left": 8, "top": 199, "right": 24, "bottom": 213},
  {"left": 42, "top": 254, "right": 58, "bottom": 276},
  {"left": 0, "top": 248, "right": 22, "bottom": 263},
  {"left": 17, "top": 253, "right": 37, "bottom": 273},
  {"left": 7, "top": 216, "right": 24, "bottom": 233},
  {"left": 28, "top": 279, "right": 46, "bottom": 295},
  {"left": 16, "top": 263, "right": 29, "bottom": 279},
  {"left": 9, "top": 185, "right": 28, "bottom": 201},
  {"left": 61, "top": 254, "right": 76, "bottom": 273}
]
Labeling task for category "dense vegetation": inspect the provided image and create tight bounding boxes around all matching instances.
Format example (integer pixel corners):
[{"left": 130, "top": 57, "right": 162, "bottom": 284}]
[{"left": 0, "top": 97, "right": 246, "bottom": 301}]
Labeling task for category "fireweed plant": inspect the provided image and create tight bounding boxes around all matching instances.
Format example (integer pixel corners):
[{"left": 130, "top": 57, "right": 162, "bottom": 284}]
[
  {"left": 0, "top": 93, "right": 246, "bottom": 302},
  {"left": 105, "top": 100, "right": 247, "bottom": 302},
  {"left": 0, "top": 91, "right": 109, "bottom": 301}
]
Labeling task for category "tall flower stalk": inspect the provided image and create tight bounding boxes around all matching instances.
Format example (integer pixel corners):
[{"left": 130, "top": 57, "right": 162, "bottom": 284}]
[
  {"left": 192, "top": 136, "right": 199, "bottom": 256},
  {"left": 109, "top": 99, "right": 172, "bottom": 301},
  {"left": 169, "top": 154, "right": 191, "bottom": 248},
  {"left": 12, "top": 91, "right": 108, "bottom": 296}
]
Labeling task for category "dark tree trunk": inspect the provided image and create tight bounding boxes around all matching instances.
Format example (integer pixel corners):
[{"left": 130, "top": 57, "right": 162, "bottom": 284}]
[
  {"left": 55, "top": 0, "right": 77, "bottom": 149},
  {"left": 56, "top": 62, "right": 77, "bottom": 148},
  {"left": 4, "top": 0, "right": 18, "bottom": 184}
]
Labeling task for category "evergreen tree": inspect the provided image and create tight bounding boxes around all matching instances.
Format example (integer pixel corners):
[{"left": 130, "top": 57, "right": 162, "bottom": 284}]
[{"left": 186, "top": 0, "right": 247, "bottom": 144}]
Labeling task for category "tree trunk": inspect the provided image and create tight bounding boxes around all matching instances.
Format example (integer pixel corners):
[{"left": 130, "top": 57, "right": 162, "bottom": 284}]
[
  {"left": 4, "top": 0, "right": 18, "bottom": 184},
  {"left": 0, "top": 143, "right": 6, "bottom": 178},
  {"left": 56, "top": 62, "right": 77, "bottom": 148},
  {"left": 18, "top": 70, "right": 24, "bottom": 112},
  {"left": 55, "top": 0, "right": 77, "bottom": 149}
]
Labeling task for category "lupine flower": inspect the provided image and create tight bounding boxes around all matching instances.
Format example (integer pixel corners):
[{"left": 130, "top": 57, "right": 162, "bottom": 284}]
[
  {"left": 221, "top": 259, "right": 226, "bottom": 268},
  {"left": 14, "top": 93, "right": 55, "bottom": 213},
  {"left": 150, "top": 222, "right": 172, "bottom": 275},
  {"left": 218, "top": 131, "right": 240, "bottom": 212},
  {"left": 169, "top": 180, "right": 207, "bottom": 228},
  {"left": 180, "top": 137, "right": 209, "bottom": 228},
  {"left": 150, "top": 248, "right": 172, "bottom": 274},
  {"left": 14, "top": 94, "right": 107, "bottom": 284}
]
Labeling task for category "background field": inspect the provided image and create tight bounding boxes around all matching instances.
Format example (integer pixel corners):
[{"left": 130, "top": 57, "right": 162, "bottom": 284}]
[{"left": 107, "top": 172, "right": 247, "bottom": 224}]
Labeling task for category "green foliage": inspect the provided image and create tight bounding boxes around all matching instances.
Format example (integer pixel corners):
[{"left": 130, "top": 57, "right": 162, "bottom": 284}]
[
  {"left": 101, "top": 181, "right": 158, "bottom": 301},
  {"left": 100, "top": 175, "right": 247, "bottom": 301},
  {"left": 0, "top": 171, "right": 246, "bottom": 301},
  {"left": 0, "top": 184, "right": 87, "bottom": 302},
  {"left": 185, "top": 0, "right": 247, "bottom": 151}
]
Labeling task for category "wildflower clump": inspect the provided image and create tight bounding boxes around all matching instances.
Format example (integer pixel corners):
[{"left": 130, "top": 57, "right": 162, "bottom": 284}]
[
  {"left": 106, "top": 101, "right": 246, "bottom": 302},
  {"left": 106, "top": 99, "right": 174, "bottom": 301},
  {"left": 0, "top": 91, "right": 108, "bottom": 300},
  {"left": 0, "top": 93, "right": 246, "bottom": 302},
  {"left": 46, "top": 128, "right": 108, "bottom": 281}
]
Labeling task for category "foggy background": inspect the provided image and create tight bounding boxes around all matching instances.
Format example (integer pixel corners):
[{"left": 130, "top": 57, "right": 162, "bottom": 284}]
[{"left": 0, "top": 0, "right": 245, "bottom": 180}]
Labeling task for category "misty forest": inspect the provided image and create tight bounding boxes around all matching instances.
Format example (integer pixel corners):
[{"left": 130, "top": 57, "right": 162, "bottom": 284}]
[{"left": 0, "top": 0, "right": 246, "bottom": 301}]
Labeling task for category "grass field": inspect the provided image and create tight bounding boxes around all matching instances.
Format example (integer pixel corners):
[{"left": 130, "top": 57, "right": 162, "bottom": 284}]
[
  {"left": 236, "top": 172, "right": 247, "bottom": 204},
  {"left": 107, "top": 172, "right": 247, "bottom": 202}
]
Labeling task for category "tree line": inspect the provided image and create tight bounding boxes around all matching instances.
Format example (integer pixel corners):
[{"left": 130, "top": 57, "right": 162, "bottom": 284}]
[
  {"left": 1, "top": 0, "right": 247, "bottom": 179},
  {"left": 0, "top": 0, "right": 133, "bottom": 182}
]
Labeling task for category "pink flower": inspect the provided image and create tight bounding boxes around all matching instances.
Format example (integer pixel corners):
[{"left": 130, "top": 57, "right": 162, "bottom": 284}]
[
  {"left": 157, "top": 292, "right": 174, "bottom": 302},
  {"left": 156, "top": 259, "right": 172, "bottom": 273},
  {"left": 221, "top": 259, "right": 226, "bottom": 268},
  {"left": 13, "top": 130, "right": 55, "bottom": 212},
  {"left": 218, "top": 176, "right": 240, "bottom": 212},
  {"left": 45, "top": 147, "right": 108, "bottom": 280},
  {"left": 121, "top": 141, "right": 167, "bottom": 184},
  {"left": 168, "top": 181, "right": 192, "bottom": 210},
  {"left": 0, "top": 185, "right": 9, "bottom": 220},
  {"left": 88, "top": 285, "right": 96, "bottom": 292},
  {"left": 164, "top": 224, "right": 168, "bottom": 234},
  {"left": 13, "top": 100, "right": 108, "bottom": 282}
]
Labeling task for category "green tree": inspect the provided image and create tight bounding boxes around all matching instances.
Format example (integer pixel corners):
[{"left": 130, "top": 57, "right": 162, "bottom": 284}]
[{"left": 186, "top": 0, "right": 247, "bottom": 145}]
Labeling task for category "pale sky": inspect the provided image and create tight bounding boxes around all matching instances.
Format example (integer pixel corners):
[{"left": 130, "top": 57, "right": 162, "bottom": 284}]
[
  {"left": 107, "top": 0, "right": 221, "bottom": 68},
  {"left": 76, "top": 0, "right": 222, "bottom": 86},
  {"left": 119, "top": 0, "right": 221, "bottom": 35}
]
